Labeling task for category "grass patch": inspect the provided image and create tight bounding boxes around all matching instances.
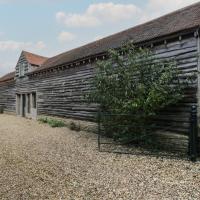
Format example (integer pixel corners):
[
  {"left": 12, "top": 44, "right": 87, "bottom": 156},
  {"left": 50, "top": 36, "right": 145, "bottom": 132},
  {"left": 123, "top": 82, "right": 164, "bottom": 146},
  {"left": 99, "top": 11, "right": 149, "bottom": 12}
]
[
  {"left": 38, "top": 117, "right": 82, "bottom": 131},
  {"left": 38, "top": 117, "right": 66, "bottom": 128},
  {"left": 38, "top": 117, "right": 48, "bottom": 124}
]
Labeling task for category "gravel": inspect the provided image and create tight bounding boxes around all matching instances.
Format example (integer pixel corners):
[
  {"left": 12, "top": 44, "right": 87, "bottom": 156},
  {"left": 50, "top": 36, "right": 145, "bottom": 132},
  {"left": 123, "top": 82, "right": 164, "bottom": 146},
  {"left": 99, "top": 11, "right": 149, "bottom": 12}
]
[{"left": 0, "top": 114, "right": 200, "bottom": 200}]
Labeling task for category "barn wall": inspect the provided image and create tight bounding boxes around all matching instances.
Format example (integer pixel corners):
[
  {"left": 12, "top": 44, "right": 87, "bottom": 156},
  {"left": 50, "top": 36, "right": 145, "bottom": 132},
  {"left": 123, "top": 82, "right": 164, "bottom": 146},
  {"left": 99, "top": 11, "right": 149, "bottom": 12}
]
[
  {"left": 151, "top": 35, "right": 198, "bottom": 134},
  {"left": 16, "top": 63, "right": 97, "bottom": 120},
  {"left": 0, "top": 81, "right": 16, "bottom": 113},
  {"left": 197, "top": 33, "right": 200, "bottom": 119},
  {"left": 14, "top": 34, "right": 197, "bottom": 133},
  {"left": 15, "top": 52, "right": 29, "bottom": 78},
  {"left": 0, "top": 33, "right": 198, "bottom": 135}
]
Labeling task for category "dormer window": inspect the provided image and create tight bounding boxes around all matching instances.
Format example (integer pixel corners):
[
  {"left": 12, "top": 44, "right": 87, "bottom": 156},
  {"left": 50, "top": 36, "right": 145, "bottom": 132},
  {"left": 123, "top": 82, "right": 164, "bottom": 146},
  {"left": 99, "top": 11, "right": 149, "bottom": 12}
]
[
  {"left": 16, "top": 51, "right": 47, "bottom": 79},
  {"left": 19, "top": 63, "right": 25, "bottom": 77}
]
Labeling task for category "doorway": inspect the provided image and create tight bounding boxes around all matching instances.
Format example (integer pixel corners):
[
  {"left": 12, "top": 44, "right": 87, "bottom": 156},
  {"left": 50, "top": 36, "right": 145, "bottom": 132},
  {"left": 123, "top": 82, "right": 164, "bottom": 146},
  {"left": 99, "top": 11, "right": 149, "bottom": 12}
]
[
  {"left": 16, "top": 92, "right": 37, "bottom": 119},
  {"left": 22, "top": 94, "right": 26, "bottom": 117}
]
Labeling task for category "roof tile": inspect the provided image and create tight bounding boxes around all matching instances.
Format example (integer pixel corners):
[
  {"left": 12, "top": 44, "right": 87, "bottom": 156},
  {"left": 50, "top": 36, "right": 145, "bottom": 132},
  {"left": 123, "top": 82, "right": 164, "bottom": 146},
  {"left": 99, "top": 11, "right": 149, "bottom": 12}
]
[
  {"left": 0, "top": 71, "right": 15, "bottom": 83},
  {"left": 32, "top": 2, "right": 200, "bottom": 73},
  {"left": 23, "top": 51, "right": 48, "bottom": 66}
]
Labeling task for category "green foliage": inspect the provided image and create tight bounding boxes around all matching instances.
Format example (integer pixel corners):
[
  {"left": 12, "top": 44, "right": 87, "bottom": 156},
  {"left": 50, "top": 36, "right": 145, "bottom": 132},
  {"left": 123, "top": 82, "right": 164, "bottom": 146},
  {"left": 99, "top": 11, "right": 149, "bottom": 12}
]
[
  {"left": 47, "top": 119, "right": 66, "bottom": 128},
  {"left": 38, "top": 117, "right": 66, "bottom": 128},
  {"left": 88, "top": 43, "right": 193, "bottom": 143},
  {"left": 38, "top": 117, "right": 48, "bottom": 124}
]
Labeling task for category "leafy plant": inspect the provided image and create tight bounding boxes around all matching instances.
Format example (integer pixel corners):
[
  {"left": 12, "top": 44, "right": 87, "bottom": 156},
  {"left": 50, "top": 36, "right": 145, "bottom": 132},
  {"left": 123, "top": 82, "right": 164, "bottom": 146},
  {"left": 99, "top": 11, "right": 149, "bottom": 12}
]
[
  {"left": 38, "top": 117, "right": 66, "bottom": 128},
  {"left": 47, "top": 119, "right": 66, "bottom": 128},
  {"left": 87, "top": 43, "right": 194, "bottom": 143},
  {"left": 38, "top": 117, "right": 48, "bottom": 124}
]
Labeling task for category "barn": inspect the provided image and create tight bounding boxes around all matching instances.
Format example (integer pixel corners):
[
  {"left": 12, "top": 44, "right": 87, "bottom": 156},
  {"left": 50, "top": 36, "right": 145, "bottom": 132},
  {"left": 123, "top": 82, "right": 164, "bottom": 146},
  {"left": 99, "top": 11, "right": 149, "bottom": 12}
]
[{"left": 0, "top": 2, "right": 200, "bottom": 136}]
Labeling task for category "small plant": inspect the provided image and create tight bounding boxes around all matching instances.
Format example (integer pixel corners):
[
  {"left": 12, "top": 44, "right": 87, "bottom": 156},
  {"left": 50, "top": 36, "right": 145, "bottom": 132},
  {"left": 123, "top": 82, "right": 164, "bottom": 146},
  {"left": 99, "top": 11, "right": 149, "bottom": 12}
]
[
  {"left": 38, "top": 117, "right": 66, "bottom": 128},
  {"left": 38, "top": 117, "right": 48, "bottom": 124},
  {"left": 47, "top": 118, "right": 66, "bottom": 128},
  {"left": 69, "top": 121, "right": 81, "bottom": 132}
]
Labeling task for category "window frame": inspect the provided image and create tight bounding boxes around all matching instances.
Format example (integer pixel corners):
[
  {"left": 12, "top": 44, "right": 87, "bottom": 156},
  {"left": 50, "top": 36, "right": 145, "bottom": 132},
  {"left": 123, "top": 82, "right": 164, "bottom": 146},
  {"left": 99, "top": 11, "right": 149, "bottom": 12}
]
[{"left": 19, "top": 63, "right": 25, "bottom": 77}]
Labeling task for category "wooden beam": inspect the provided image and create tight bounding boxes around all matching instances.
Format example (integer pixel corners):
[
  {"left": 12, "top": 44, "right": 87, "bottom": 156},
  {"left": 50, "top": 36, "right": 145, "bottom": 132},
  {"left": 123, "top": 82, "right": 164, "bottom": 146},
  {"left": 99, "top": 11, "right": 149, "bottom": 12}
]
[{"left": 196, "top": 29, "right": 200, "bottom": 133}]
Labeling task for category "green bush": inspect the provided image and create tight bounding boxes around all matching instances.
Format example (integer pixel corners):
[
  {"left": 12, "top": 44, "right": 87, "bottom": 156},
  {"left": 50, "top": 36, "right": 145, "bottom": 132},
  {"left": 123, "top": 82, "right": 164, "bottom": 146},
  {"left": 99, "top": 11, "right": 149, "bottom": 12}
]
[
  {"left": 38, "top": 117, "right": 66, "bottom": 128},
  {"left": 38, "top": 117, "right": 48, "bottom": 124},
  {"left": 47, "top": 119, "right": 66, "bottom": 128},
  {"left": 87, "top": 43, "right": 194, "bottom": 143}
]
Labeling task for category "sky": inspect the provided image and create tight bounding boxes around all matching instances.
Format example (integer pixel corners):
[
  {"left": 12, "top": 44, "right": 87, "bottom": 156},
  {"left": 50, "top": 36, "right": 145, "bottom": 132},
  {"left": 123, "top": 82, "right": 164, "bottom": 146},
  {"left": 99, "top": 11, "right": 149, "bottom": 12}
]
[{"left": 0, "top": 0, "right": 199, "bottom": 76}]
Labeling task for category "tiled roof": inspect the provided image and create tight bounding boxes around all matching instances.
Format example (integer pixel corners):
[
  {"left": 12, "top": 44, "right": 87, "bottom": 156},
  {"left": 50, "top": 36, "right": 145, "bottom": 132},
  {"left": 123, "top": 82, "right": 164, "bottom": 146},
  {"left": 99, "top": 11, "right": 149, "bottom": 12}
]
[
  {"left": 23, "top": 51, "right": 48, "bottom": 66},
  {"left": 0, "top": 71, "right": 15, "bottom": 83},
  {"left": 30, "top": 2, "right": 200, "bottom": 73},
  {"left": 0, "top": 52, "right": 48, "bottom": 81}
]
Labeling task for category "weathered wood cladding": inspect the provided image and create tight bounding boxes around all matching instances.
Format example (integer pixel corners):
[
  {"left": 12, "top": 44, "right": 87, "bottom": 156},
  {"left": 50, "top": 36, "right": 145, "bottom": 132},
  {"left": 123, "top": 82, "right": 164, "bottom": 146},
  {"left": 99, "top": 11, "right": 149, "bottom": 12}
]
[
  {"left": 151, "top": 35, "right": 198, "bottom": 134},
  {"left": 197, "top": 31, "right": 200, "bottom": 119},
  {"left": 0, "top": 33, "right": 198, "bottom": 135},
  {"left": 0, "top": 81, "right": 16, "bottom": 113},
  {"left": 16, "top": 64, "right": 97, "bottom": 120},
  {"left": 15, "top": 52, "right": 29, "bottom": 78},
  {"left": 15, "top": 35, "right": 197, "bottom": 133}
]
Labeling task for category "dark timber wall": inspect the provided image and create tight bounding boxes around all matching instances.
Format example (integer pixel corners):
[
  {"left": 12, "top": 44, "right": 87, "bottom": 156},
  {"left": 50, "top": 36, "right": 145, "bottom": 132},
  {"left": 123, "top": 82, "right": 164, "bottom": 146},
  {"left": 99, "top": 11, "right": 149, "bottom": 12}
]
[
  {"left": 15, "top": 52, "right": 29, "bottom": 78},
  {"left": 151, "top": 35, "right": 198, "bottom": 134},
  {"left": 16, "top": 63, "right": 97, "bottom": 120},
  {"left": 0, "top": 80, "right": 16, "bottom": 113},
  {"left": 0, "top": 33, "right": 199, "bottom": 135}
]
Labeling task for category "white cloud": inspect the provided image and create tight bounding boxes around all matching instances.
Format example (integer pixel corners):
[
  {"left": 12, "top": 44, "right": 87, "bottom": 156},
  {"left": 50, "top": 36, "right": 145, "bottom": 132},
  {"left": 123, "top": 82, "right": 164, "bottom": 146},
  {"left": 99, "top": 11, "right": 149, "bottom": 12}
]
[
  {"left": 56, "top": 11, "right": 100, "bottom": 27},
  {"left": 147, "top": 0, "right": 199, "bottom": 12},
  {"left": 56, "top": 1, "right": 199, "bottom": 29},
  {"left": 57, "top": 31, "right": 76, "bottom": 42},
  {"left": 0, "top": 40, "right": 46, "bottom": 51},
  {"left": 87, "top": 3, "right": 141, "bottom": 23},
  {"left": 35, "top": 41, "right": 46, "bottom": 49},
  {"left": 56, "top": 2, "right": 141, "bottom": 28},
  {"left": 140, "top": 0, "right": 200, "bottom": 23},
  {"left": 0, "top": 61, "right": 16, "bottom": 76},
  {"left": 0, "top": 41, "right": 31, "bottom": 51}
]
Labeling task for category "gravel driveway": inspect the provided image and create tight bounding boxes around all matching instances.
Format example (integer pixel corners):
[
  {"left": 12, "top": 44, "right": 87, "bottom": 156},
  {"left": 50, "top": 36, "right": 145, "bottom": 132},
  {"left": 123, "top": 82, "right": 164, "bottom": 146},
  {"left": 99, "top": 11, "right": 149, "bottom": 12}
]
[{"left": 0, "top": 114, "right": 200, "bottom": 200}]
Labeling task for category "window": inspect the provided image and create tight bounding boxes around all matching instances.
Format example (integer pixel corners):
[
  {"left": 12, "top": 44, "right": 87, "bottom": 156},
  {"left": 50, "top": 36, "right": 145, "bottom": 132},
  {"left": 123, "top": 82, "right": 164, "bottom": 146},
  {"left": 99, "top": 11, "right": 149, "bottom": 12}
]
[
  {"left": 32, "top": 92, "right": 37, "bottom": 109},
  {"left": 19, "top": 63, "right": 25, "bottom": 77}
]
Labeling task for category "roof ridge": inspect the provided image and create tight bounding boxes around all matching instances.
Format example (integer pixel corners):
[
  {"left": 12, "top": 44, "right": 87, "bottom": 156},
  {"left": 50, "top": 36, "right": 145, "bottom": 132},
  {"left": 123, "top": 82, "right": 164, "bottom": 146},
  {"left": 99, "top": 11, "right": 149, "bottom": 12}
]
[
  {"left": 126, "top": 1, "right": 200, "bottom": 31},
  {"left": 44, "top": 1, "right": 200, "bottom": 62},
  {"left": 23, "top": 50, "right": 48, "bottom": 59},
  {"left": 22, "top": 50, "right": 48, "bottom": 66},
  {"left": 0, "top": 71, "right": 15, "bottom": 83},
  {"left": 33, "top": 1, "right": 200, "bottom": 73}
]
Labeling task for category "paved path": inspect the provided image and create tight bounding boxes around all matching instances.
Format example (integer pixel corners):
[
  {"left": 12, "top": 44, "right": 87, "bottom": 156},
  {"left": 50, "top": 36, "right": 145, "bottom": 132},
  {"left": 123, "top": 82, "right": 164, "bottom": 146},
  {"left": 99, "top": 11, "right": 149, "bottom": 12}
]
[{"left": 0, "top": 114, "right": 199, "bottom": 200}]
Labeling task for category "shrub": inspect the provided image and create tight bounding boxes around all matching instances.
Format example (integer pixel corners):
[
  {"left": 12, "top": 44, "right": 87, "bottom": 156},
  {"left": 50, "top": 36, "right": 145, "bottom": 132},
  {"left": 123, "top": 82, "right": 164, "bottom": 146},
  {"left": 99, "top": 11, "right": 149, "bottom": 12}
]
[
  {"left": 38, "top": 117, "right": 66, "bottom": 128},
  {"left": 38, "top": 117, "right": 48, "bottom": 124},
  {"left": 47, "top": 118, "right": 66, "bottom": 128},
  {"left": 87, "top": 43, "right": 194, "bottom": 143}
]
